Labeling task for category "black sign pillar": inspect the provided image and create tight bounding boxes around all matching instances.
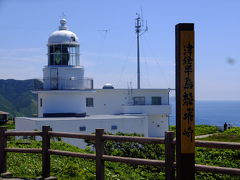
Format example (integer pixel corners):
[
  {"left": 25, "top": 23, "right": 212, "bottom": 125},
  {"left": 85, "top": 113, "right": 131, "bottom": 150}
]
[{"left": 175, "top": 23, "right": 195, "bottom": 180}]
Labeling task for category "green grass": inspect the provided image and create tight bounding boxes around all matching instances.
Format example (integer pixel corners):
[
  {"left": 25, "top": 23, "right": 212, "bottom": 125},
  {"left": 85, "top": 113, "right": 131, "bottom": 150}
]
[
  {"left": 195, "top": 147, "right": 240, "bottom": 180},
  {"left": 195, "top": 126, "right": 240, "bottom": 179},
  {"left": 223, "top": 127, "right": 240, "bottom": 136},
  {"left": 199, "top": 127, "right": 240, "bottom": 143},
  {"left": 195, "top": 125, "right": 220, "bottom": 136},
  {"left": 0, "top": 120, "right": 15, "bottom": 129},
  {"left": 8, "top": 140, "right": 94, "bottom": 179},
  {"left": 170, "top": 125, "right": 220, "bottom": 136}
]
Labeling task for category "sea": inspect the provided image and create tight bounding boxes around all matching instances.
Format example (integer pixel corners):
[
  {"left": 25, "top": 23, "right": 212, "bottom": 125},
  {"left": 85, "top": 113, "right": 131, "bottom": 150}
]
[{"left": 169, "top": 100, "right": 240, "bottom": 127}]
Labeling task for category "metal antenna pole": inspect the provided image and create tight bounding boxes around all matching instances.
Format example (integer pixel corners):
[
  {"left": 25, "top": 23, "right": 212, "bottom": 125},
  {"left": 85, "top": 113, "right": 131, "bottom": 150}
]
[
  {"left": 136, "top": 15, "right": 141, "bottom": 89},
  {"left": 137, "top": 32, "right": 140, "bottom": 89},
  {"left": 135, "top": 13, "right": 147, "bottom": 89}
]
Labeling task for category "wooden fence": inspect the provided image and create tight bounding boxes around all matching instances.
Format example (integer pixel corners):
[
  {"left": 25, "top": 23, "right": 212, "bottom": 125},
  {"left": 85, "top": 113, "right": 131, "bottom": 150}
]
[{"left": 0, "top": 126, "right": 240, "bottom": 180}]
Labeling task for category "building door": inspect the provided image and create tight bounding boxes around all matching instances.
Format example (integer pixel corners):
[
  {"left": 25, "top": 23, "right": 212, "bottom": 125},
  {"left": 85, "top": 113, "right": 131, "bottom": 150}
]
[{"left": 50, "top": 68, "right": 58, "bottom": 90}]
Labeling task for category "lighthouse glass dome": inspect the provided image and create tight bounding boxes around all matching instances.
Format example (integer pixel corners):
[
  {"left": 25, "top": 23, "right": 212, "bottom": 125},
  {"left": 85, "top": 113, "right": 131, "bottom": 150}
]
[{"left": 48, "top": 19, "right": 80, "bottom": 66}]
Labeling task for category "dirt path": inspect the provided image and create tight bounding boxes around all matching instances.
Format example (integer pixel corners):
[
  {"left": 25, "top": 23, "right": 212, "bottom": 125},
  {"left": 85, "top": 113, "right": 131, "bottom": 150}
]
[{"left": 195, "top": 133, "right": 218, "bottom": 139}]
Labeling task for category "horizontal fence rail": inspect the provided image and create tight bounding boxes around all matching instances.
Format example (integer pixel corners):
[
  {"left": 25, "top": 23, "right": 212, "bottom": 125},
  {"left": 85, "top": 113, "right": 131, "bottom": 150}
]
[
  {"left": 103, "top": 134, "right": 165, "bottom": 144},
  {"left": 5, "top": 131, "right": 42, "bottom": 136},
  {"left": 195, "top": 140, "right": 240, "bottom": 150},
  {"left": 49, "top": 131, "right": 95, "bottom": 140},
  {"left": 0, "top": 126, "right": 240, "bottom": 180},
  {"left": 49, "top": 149, "right": 95, "bottom": 160},
  {"left": 102, "top": 155, "right": 166, "bottom": 166},
  {"left": 195, "top": 164, "right": 240, "bottom": 176},
  {"left": 5, "top": 148, "right": 42, "bottom": 154}
]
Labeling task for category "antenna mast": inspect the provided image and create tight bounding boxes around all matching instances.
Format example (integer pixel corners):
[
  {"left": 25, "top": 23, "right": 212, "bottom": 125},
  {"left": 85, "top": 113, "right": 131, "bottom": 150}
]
[{"left": 135, "top": 12, "right": 148, "bottom": 89}]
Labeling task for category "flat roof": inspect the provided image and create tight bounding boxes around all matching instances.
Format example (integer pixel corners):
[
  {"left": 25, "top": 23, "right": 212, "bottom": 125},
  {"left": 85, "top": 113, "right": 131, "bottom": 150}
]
[
  {"left": 34, "top": 88, "right": 171, "bottom": 93},
  {"left": 0, "top": 111, "right": 9, "bottom": 115},
  {"left": 18, "top": 114, "right": 146, "bottom": 121}
]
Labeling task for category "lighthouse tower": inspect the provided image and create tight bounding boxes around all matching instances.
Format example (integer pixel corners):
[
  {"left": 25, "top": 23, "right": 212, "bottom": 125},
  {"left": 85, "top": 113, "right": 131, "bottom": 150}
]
[
  {"left": 38, "top": 19, "right": 93, "bottom": 118},
  {"left": 44, "top": 19, "right": 92, "bottom": 90}
]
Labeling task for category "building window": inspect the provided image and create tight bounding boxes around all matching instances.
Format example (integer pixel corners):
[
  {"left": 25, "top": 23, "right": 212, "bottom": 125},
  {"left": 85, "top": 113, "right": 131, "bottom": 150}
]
[
  {"left": 86, "top": 97, "right": 94, "bottom": 107},
  {"left": 152, "top": 97, "right": 162, "bottom": 105},
  {"left": 111, "top": 125, "right": 117, "bottom": 130},
  {"left": 79, "top": 126, "right": 86, "bottom": 131},
  {"left": 133, "top": 97, "right": 145, "bottom": 105},
  {"left": 40, "top": 98, "right": 42, "bottom": 107}
]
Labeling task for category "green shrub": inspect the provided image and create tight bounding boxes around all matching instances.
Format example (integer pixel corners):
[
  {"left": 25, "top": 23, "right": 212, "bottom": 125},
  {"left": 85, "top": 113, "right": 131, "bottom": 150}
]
[{"left": 223, "top": 127, "right": 240, "bottom": 136}]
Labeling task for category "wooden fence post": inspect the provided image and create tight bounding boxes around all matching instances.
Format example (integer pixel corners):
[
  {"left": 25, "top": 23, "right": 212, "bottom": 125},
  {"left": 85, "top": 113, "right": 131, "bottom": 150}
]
[
  {"left": 42, "top": 126, "right": 51, "bottom": 178},
  {"left": 96, "top": 129, "right": 104, "bottom": 180},
  {"left": 165, "top": 131, "right": 175, "bottom": 180},
  {"left": 0, "top": 127, "right": 7, "bottom": 174}
]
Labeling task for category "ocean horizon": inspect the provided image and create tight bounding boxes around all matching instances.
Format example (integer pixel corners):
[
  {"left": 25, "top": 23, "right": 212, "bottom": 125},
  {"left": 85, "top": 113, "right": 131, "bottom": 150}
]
[{"left": 169, "top": 100, "right": 240, "bottom": 127}]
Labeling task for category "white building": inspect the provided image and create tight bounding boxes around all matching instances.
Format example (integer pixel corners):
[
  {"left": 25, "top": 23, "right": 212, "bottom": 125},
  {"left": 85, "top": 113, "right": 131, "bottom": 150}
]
[{"left": 16, "top": 19, "right": 171, "bottom": 148}]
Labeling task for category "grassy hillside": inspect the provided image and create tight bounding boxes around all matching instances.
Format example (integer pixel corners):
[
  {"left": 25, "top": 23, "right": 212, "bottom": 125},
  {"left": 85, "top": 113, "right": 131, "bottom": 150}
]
[
  {"left": 200, "top": 127, "right": 240, "bottom": 142},
  {"left": 170, "top": 125, "right": 220, "bottom": 136},
  {"left": 195, "top": 127, "right": 240, "bottom": 179},
  {"left": 0, "top": 79, "right": 42, "bottom": 117}
]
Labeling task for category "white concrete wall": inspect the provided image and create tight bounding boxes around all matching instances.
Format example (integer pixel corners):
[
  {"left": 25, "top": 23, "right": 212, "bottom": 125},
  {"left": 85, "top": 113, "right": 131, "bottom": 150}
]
[
  {"left": 123, "top": 105, "right": 171, "bottom": 115},
  {"left": 16, "top": 118, "right": 37, "bottom": 131},
  {"left": 85, "top": 90, "right": 128, "bottom": 115},
  {"left": 15, "top": 115, "right": 148, "bottom": 149},
  {"left": 38, "top": 91, "right": 91, "bottom": 115},
  {"left": 36, "top": 89, "right": 171, "bottom": 118},
  {"left": 129, "top": 89, "right": 169, "bottom": 105},
  {"left": 85, "top": 89, "right": 170, "bottom": 115},
  {"left": 148, "top": 115, "right": 169, "bottom": 137}
]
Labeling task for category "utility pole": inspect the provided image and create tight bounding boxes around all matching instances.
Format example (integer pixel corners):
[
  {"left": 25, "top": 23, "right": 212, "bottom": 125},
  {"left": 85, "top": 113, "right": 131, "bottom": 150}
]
[{"left": 135, "top": 13, "right": 147, "bottom": 89}]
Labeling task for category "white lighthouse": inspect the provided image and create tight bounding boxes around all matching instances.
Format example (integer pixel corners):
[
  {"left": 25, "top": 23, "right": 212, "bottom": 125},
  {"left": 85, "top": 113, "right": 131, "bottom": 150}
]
[
  {"left": 16, "top": 19, "right": 172, "bottom": 148},
  {"left": 44, "top": 19, "right": 92, "bottom": 90},
  {"left": 39, "top": 19, "right": 93, "bottom": 118}
]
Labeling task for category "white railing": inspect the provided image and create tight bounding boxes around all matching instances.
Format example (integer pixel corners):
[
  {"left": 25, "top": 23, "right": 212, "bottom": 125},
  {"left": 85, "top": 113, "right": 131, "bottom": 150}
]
[
  {"left": 123, "top": 104, "right": 171, "bottom": 115},
  {"left": 36, "top": 78, "right": 94, "bottom": 90}
]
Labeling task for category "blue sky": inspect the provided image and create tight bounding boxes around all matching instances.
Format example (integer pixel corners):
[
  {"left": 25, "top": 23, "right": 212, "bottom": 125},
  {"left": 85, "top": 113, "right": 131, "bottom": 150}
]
[{"left": 0, "top": 0, "right": 240, "bottom": 100}]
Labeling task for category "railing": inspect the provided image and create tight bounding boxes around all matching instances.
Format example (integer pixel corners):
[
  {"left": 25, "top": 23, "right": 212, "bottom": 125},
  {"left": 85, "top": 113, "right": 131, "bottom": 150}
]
[
  {"left": 123, "top": 104, "right": 171, "bottom": 115},
  {"left": 0, "top": 126, "right": 240, "bottom": 180},
  {"left": 35, "top": 78, "right": 94, "bottom": 90}
]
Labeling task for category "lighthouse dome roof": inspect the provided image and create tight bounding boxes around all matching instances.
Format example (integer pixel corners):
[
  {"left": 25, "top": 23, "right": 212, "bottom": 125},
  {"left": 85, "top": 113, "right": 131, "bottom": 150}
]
[
  {"left": 102, "top": 83, "right": 114, "bottom": 89},
  {"left": 48, "top": 19, "right": 79, "bottom": 45}
]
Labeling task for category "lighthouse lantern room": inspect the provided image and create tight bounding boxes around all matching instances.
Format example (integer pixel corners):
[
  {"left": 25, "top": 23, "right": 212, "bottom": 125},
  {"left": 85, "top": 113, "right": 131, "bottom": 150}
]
[{"left": 43, "top": 19, "right": 93, "bottom": 90}]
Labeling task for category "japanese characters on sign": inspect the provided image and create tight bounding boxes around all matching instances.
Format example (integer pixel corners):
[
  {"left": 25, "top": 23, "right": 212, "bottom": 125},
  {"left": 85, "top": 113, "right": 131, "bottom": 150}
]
[{"left": 180, "top": 31, "right": 195, "bottom": 153}]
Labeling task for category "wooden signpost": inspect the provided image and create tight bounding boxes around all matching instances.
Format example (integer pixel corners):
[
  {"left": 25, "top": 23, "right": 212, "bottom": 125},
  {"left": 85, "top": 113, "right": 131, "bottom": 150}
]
[{"left": 175, "top": 23, "right": 195, "bottom": 180}]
